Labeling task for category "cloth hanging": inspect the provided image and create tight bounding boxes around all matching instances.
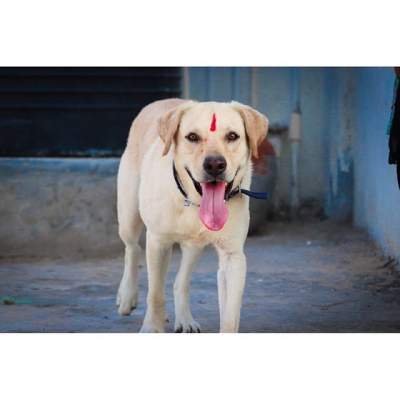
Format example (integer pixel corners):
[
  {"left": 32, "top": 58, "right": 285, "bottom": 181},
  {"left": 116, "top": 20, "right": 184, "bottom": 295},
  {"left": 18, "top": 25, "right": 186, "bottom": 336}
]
[{"left": 388, "top": 68, "right": 400, "bottom": 189}]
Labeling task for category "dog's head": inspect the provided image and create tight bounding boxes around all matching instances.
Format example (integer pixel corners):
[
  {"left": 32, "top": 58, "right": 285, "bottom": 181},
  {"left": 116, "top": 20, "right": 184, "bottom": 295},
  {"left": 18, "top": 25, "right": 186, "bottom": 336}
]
[{"left": 159, "top": 100, "right": 268, "bottom": 231}]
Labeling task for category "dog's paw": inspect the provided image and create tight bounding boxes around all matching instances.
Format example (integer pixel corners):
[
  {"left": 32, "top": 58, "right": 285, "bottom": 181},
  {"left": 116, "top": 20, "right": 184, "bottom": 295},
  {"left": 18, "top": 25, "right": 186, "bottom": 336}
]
[
  {"left": 174, "top": 316, "right": 201, "bottom": 333},
  {"left": 116, "top": 288, "right": 138, "bottom": 316},
  {"left": 139, "top": 321, "right": 164, "bottom": 333}
]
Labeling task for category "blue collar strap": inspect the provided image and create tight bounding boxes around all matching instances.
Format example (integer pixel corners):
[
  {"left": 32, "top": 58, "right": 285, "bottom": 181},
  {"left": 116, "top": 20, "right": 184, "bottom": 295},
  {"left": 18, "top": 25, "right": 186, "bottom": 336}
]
[
  {"left": 240, "top": 188, "right": 268, "bottom": 200},
  {"left": 227, "top": 187, "right": 268, "bottom": 200}
]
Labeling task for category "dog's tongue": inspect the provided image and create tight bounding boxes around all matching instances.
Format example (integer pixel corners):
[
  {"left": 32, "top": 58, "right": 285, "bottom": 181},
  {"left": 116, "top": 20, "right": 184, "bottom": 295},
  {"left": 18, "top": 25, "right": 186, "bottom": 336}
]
[{"left": 199, "top": 182, "right": 228, "bottom": 231}]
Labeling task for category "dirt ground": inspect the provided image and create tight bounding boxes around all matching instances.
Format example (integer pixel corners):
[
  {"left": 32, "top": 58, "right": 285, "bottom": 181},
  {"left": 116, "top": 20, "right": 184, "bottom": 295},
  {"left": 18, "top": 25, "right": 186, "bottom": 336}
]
[{"left": 1, "top": 220, "right": 400, "bottom": 333}]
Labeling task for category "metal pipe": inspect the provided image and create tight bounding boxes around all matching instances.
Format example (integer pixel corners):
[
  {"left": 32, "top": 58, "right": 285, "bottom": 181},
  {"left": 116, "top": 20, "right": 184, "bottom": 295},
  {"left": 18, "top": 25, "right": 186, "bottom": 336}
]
[
  {"left": 182, "top": 67, "right": 190, "bottom": 99},
  {"left": 289, "top": 68, "right": 302, "bottom": 218}
]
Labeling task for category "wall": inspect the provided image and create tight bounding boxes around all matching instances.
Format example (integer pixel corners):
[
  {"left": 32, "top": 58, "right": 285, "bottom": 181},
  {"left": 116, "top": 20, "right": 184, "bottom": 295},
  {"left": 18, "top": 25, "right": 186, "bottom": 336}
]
[
  {"left": 323, "top": 68, "right": 357, "bottom": 221},
  {"left": 0, "top": 158, "right": 122, "bottom": 258},
  {"left": 353, "top": 68, "right": 400, "bottom": 258},
  {"left": 187, "top": 67, "right": 326, "bottom": 208},
  {"left": 322, "top": 67, "right": 400, "bottom": 260}
]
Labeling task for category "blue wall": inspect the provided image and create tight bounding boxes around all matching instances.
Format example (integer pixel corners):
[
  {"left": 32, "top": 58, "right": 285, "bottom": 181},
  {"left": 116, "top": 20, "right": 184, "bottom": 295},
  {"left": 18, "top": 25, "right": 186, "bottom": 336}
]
[
  {"left": 321, "top": 67, "right": 400, "bottom": 259},
  {"left": 323, "top": 68, "right": 356, "bottom": 221},
  {"left": 353, "top": 68, "right": 400, "bottom": 258}
]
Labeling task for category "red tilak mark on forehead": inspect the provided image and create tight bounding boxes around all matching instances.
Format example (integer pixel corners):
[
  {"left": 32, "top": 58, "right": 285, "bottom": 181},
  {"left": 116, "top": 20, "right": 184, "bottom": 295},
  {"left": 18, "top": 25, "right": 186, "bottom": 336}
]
[{"left": 210, "top": 113, "right": 217, "bottom": 132}]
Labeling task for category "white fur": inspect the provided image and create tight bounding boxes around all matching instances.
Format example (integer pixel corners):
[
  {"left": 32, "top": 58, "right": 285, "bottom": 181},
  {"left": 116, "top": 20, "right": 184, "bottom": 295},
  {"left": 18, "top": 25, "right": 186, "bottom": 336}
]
[{"left": 116, "top": 99, "right": 267, "bottom": 333}]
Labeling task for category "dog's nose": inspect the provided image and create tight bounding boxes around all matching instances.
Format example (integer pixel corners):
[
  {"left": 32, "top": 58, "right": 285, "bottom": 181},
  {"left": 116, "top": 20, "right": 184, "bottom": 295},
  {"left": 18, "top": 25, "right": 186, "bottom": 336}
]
[{"left": 203, "top": 156, "right": 227, "bottom": 177}]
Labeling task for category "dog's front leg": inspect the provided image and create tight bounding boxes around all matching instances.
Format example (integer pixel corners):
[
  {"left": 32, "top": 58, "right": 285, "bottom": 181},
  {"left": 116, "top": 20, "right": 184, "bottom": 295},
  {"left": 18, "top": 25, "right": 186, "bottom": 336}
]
[
  {"left": 217, "top": 249, "right": 247, "bottom": 333},
  {"left": 140, "top": 232, "right": 172, "bottom": 333},
  {"left": 174, "top": 244, "right": 203, "bottom": 333}
]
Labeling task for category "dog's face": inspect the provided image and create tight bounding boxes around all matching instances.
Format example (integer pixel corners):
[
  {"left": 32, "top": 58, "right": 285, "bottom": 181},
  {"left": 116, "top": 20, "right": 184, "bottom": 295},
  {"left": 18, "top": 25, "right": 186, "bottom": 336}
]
[
  {"left": 176, "top": 102, "right": 250, "bottom": 185},
  {"left": 159, "top": 101, "right": 268, "bottom": 231}
]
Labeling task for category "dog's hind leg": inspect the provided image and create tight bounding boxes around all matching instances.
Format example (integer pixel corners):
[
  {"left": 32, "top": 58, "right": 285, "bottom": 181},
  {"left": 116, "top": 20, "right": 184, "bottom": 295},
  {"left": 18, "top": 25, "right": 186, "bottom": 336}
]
[
  {"left": 117, "top": 238, "right": 143, "bottom": 315},
  {"left": 173, "top": 244, "right": 203, "bottom": 333},
  {"left": 116, "top": 152, "right": 144, "bottom": 316}
]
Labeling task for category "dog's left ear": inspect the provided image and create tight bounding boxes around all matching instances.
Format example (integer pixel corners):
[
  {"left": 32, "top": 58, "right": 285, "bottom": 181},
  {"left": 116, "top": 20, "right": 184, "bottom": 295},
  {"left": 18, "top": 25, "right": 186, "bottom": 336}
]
[
  {"left": 159, "top": 101, "right": 195, "bottom": 156},
  {"left": 231, "top": 101, "right": 269, "bottom": 159}
]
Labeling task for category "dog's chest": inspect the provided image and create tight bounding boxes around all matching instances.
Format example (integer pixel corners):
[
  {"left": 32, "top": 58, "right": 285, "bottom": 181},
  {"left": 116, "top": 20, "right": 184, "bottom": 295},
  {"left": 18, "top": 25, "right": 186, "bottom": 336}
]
[
  {"left": 163, "top": 207, "right": 210, "bottom": 239},
  {"left": 140, "top": 195, "right": 218, "bottom": 245}
]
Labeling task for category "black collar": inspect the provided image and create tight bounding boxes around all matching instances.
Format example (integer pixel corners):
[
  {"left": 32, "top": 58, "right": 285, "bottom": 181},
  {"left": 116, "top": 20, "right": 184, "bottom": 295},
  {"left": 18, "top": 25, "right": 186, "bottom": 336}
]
[
  {"left": 172, "top": 163, "right": 268, "bottom": 207},
  {"left": 173, "top": 162, "right": 190, "bottom": 200}
]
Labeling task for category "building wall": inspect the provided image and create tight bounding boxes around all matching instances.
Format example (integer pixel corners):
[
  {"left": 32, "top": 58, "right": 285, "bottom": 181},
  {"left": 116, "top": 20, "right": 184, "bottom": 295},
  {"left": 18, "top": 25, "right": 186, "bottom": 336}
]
[
  {"left": 322, "top": 67, "right": 400, "bottom": 259},
  {"left": 323, "top": 68, "right": 357, "bottom": 221},
  {"left": 353, "top": 68, "right": 400, "bottom": 258},
  {"left": 0, "top": 158, "right": 122, "bottom": 258}
]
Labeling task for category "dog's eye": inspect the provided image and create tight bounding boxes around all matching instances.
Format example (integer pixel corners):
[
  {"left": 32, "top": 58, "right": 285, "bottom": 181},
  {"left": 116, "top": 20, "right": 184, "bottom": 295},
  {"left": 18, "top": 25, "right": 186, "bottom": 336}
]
[
  {"left": 226, "top": 131, "right": 240, "bottom": 142},
  {"left": 186, "top": 132, "right": 200, "bottom": 143}
]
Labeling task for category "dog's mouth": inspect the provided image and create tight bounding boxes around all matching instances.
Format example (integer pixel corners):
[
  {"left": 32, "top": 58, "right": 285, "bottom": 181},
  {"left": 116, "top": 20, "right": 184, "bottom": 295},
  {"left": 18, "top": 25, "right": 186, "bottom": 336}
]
[
  {"left": 184, "top": 167, "right": 234, "bottom": 200},
  {"left": 185, "top": 167, "right": 235, "bottom": 232}
]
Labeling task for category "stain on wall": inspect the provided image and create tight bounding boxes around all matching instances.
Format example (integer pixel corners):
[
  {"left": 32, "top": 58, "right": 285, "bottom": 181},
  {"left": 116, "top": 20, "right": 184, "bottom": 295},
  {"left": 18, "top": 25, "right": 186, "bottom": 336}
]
[{"left": 323, "top": 68, "right": 356, "bottom": 221}]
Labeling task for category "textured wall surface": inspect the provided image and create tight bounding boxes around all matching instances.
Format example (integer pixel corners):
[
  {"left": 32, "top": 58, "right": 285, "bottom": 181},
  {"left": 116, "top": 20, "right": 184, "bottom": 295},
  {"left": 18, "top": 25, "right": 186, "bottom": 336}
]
[
  {"left": 353, "top": 68, "right": 400, "bottom": 258},
  {"left": 0, "top": 158, "right": 122, "bottom": 258},
  {"left": 321, "top": 67, "right": 400, "bottom": 259},
  {"left": 323, "top": 68, "right": 356, "bottom": 221}
]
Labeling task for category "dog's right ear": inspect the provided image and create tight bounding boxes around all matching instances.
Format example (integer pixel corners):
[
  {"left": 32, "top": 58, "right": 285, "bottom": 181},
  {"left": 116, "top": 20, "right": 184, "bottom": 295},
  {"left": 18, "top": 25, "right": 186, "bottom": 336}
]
[{"left": 158, "top": 101, "right": 194, "bottom": 156}]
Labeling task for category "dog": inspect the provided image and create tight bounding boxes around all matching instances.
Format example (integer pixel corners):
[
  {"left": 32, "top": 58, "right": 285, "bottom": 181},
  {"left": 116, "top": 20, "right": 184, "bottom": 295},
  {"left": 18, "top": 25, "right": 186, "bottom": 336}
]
[{"left": 116, "top": 98, "right": 268, "bottom": 332}]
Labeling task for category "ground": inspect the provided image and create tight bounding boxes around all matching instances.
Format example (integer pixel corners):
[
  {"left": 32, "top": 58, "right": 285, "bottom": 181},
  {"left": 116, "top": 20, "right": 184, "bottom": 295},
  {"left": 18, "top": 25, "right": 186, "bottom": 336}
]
[{"left": 1, "top": 220, "right": 400, "bottom": 333}]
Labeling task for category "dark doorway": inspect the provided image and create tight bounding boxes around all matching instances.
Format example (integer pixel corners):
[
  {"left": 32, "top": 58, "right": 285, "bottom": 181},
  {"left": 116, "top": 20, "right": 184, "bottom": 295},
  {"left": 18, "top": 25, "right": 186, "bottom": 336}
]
[{"left": 0, "top": 67, "right": 182, "bottom": 157}]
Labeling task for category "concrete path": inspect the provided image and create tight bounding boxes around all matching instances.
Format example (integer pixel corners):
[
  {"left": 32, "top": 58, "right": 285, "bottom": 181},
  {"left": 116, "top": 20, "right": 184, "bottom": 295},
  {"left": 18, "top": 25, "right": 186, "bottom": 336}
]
[{"left": 1, "top": 221, "right": 400, "bottom": 332}]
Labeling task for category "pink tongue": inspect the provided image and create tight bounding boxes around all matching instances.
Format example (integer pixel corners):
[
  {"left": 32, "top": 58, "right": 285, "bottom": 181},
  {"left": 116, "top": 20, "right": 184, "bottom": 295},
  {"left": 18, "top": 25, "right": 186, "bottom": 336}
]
[{"left": 199, "top": 182, "right": 228, "bottom": 231}]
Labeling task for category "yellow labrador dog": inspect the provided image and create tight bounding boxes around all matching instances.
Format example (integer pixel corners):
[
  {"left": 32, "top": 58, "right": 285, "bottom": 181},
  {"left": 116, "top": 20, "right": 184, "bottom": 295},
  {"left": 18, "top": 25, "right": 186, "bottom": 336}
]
[{"left": 116, "top": 98, "right": 268, "bottom": 332}]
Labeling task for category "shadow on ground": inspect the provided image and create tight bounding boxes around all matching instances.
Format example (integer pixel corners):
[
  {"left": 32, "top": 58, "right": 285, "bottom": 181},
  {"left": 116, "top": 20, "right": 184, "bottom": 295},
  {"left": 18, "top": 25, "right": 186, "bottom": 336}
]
[{"left": 1, "top": 221, "right": 400, "bottom": 332}]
